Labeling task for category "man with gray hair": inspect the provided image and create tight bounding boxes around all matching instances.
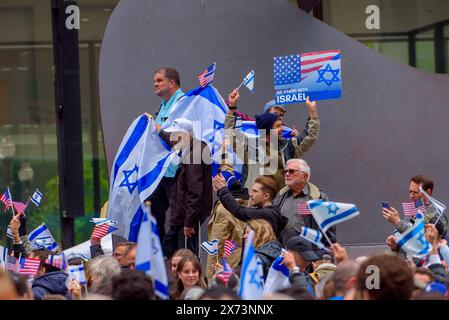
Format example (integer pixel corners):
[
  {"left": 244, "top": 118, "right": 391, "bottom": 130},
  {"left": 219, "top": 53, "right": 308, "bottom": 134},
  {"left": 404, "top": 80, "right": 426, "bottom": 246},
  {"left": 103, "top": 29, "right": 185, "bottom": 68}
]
[{"left": 273, "top": 158, "right": 336, "bottom": 246}]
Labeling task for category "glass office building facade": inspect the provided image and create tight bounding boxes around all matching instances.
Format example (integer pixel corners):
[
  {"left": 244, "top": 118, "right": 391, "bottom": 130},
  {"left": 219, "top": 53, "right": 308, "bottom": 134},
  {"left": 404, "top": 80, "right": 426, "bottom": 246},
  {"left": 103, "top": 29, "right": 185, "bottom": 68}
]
[{"left": 0, "top": 0, "right": 447, "bottom": 246}]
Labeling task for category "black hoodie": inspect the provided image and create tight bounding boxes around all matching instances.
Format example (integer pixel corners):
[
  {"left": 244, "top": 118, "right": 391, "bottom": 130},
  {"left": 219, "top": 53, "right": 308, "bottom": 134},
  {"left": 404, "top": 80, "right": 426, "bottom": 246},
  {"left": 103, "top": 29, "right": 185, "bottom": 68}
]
[
  {"left": 217, "top": 187, "right": 288, "bottom": 241},
  {"left": 32, "top": 271, "right": 72, "bottom": 300}
]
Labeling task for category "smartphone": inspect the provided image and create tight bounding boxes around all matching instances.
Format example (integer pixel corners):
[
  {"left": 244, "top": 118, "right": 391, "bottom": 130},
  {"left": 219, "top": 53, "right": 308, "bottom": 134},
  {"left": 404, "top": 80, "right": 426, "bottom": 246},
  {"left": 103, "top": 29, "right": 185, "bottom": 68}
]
[{"left": 382, "top": 202, "right": 390, "bottom": 209}]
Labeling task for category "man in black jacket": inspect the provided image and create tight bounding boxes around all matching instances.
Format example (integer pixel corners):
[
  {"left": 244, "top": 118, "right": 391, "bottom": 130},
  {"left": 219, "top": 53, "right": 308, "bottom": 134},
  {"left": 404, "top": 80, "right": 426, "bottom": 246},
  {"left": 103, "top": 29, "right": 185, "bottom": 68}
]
[
  {"left": 157, "top": 117, "right": 213, "bottom": 258},
  {"left": 213, "top": 174, "right": 287, "bottom": 241}
]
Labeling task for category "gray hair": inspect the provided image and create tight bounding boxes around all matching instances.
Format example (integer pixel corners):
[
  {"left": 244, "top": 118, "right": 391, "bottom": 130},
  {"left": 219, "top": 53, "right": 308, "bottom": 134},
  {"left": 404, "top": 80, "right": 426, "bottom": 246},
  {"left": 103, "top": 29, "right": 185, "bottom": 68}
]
[
  {"left": 332, "top": 260, "right": 359, "bottom": 293},
  {"left": 286, "top": 158, "right": 311, "bottom": 180},
  {"left": 88, "top": 256, "right": 121, "bottom": 283}
]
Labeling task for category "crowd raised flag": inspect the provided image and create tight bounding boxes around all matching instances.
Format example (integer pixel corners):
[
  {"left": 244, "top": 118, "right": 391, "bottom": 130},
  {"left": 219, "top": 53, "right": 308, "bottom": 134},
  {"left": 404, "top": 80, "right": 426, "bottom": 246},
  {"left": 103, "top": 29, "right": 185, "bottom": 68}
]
[
  {"left": 223, "top": 239, "right": 238, "bottom": 258},
  {"left": 420, "top": 186, "right": 446, "bottom": 223},
  {"left": 237, "top": 70, "right": 255, "bottom": 93},
  {"left": 395, "top": 212, "right": 431, "bottom": 257},
  {"left": 1, "top": 245, "right": 8, "bottom": 271},
  {"left": 263, "top": 250, "right": 291, "bottom": 294},
  {"left": 90, "top": 218, "right": 118, "bottom": 240},
  {"left": 68, "top": 264, "right": 87, "bottom": 285},
  {"left": 239, "top": 229, "right": 264, "bottom": 299},
  {"left": 18, "top": 257, "right": 41, "bottom": 276},
  {"left": 107, "top": 115, "right": 178, "bottom": 242},
  {"left": 135, "top": 208, "right": 169, "bottom": 299},
  {"left": 402, "top": 200, "right": 425, "bottom": 217},
  {"left": 29, "top": 223, "right": 59, "bottom": 251},
  {"left": 12, "top": 201, "right": 27, "bottom": 215},
  {"left": 197, "top": 62, "right": 216, "bottom": 87},
  {"left": 273, "top": 50, "right": 342, "bottom": 104},
  {"left": 31, "top": 189, "right": 43, "bottom": 206},
  {"left": 298, "top": 202, "right": 312, "bottom": 215},
  {"left": 215, "top": 258, "right": 233, "bottom": 285},
  {"left": 0, "top": 189, "right": 13, "bottom": 212},
  {"left": 299, "top": 226, "right": 331, "bottom": 252},
  {"left": 200, "top": 239, "right": 219, "bottom": 255}
]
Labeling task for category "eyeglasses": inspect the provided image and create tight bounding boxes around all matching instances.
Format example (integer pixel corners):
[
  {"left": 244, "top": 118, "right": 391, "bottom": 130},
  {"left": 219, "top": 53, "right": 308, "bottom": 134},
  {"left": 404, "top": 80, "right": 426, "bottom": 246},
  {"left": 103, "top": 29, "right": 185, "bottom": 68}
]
[{"left": 284, "top": 169, "right": 301, "bottom": 175}]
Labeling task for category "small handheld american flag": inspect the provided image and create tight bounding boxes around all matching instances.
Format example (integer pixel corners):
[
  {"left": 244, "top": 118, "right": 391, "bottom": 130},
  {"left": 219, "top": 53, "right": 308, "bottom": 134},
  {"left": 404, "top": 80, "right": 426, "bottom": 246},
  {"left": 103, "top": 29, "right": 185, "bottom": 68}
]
[
  {"left": 18, "top": 257, "right": 41, "bottom": 276},
  {"left": 298, "top": 202, "right": 312, "bottom": 215},
  {"left": 402, "top": 200, "right": 425, "bottom": 217},
  {"left": 223, "top": 240, "right": 238, "bottom": 258},
  {"left": 13, "top": 201, "right": 27, "bottom": 215},
  {"left": 215, "top": 258, "right": 233, "bottom": 285},
  {"left": 0, "top": 190, "right": 12, "bottom": 211},
  {"left": 197, "top": 62, "right": 216, "bottom": 87}
]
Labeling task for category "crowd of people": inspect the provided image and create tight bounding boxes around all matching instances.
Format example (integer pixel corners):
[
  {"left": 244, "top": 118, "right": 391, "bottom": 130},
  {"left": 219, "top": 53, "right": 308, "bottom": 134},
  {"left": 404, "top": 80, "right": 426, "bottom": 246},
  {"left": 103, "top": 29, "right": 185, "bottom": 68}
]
[{"left": 1, "top": 67, "right": 448, "bottom": 300}]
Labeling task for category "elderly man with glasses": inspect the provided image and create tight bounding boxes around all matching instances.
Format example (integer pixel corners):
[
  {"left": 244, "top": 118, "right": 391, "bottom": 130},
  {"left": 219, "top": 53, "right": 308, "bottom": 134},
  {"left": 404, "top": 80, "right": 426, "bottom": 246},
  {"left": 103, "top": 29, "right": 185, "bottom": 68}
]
[{"left": 273, "top": 158, "right": 336, "bottom": 247}]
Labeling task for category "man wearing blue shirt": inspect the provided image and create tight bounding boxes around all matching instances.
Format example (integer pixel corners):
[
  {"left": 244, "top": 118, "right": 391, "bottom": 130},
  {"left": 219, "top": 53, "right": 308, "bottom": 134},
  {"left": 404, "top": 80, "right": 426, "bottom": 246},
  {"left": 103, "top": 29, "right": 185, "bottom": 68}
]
[{"left": 148, "top": 67, "right": 184, "bottom": 245}]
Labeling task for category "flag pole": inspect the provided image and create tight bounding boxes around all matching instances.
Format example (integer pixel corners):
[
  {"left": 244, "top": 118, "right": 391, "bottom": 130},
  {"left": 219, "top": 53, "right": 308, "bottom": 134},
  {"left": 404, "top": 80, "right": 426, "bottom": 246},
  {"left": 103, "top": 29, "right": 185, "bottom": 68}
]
[{"left": 7, "top": 186, "right": 15, "bottom": 216}]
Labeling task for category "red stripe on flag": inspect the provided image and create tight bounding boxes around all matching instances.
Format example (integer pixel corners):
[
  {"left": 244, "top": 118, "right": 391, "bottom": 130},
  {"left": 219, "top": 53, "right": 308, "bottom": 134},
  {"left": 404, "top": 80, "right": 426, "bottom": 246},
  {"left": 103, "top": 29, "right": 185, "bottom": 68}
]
[{"left": 298, "top": 202, "right": 312, "bottom": 215}]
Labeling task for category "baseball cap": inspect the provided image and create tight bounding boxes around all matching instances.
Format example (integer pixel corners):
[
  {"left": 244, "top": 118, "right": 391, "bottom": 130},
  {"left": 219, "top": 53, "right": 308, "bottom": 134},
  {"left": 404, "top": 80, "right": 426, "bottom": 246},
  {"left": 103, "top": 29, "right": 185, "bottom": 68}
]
[
  {"left": 263, "top": 100, "right": 286, "bottom": 113},
  {"left": 164, "top": 118, "right": 193, "bottom": 134},
  {"left": 284, "top": 236, "right": 320, "bottom": 262}
]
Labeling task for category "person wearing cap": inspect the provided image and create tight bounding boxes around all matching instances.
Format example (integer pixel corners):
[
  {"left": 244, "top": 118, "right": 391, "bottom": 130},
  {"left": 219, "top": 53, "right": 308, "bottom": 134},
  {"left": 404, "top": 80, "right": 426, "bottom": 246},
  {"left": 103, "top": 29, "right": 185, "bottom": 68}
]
[
  {"left": 282, "top": 236, "right": 321, "bottom": 295},
  {"left": 150, "top": 116, "right": 213, "bottom": 259},
  {"left": 224, "top": 89, "right": 319, "bottom": 192},
  {"left": 147, "top": 67, "right": 185, "bottom": 245}
]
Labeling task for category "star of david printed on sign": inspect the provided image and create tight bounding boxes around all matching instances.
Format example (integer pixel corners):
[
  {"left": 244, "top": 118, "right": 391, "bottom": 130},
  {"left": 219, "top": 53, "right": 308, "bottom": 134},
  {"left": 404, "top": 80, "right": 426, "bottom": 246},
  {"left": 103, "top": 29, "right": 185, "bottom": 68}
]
[
  {"left": 316, "top": 63, "right": 340, "bottom": 86},
  {"left": 120, "top": 164, "right": 139, "bottom": 194},
  {"left": 327, "top": 202, "right": 339, "bottom": 216}
]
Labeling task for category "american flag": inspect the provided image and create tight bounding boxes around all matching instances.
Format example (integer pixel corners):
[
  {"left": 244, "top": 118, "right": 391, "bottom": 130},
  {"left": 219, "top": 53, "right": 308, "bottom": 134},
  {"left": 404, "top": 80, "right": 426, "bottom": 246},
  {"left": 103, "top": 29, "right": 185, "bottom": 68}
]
[
  {"left": 223, "top": 240, "right": 238, "bottom": 258},
  {"left": 7, "top": 256, "right": 18, "bottom": 273},
  {"left": 215, "top": 258, "right": 232, "bottom": 285},
  {"left": 402, "top": 200, "right": 426, "bottom": 217},
  {"left": 273, "top": 54, "right": 301, "bottom": 86},
  {"left": 0, "top": 190, "right": 12, "bottom": 211},
  {"left": 197, "top": 62, "right": 216, "bottom": 87},
  {"left": 298, "top": 202, "right": 312, "bottom": 215},
  {"left": 91, "top": 223, "right": 117, "bottom": 240},
  {"left": 18, "top": 257, "right": 41, "bottom": 276},
  {"left": 13, "top": 201, "right": 27, "bottom": 214},
  {"left": 300, "top": 50, "right": 341, "bottom": 81}
]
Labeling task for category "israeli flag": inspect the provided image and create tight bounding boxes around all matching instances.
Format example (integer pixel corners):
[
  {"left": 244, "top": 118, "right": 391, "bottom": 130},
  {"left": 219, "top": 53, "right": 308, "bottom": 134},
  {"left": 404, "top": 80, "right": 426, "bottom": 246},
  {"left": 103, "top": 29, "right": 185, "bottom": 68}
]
[
  {"left": 263, "top": 249, "right": 291, "bottom": 295},
  {"left": 68, "top": 264, "right": 87, "bottom": 285},
  {"left": 107, "top": 115, "right": 177, "bottom": 241},
  {"left": 28, "top": 223, "right": 59, "bottom": 251},
  {"left": 242, "top": 70, "right": 255, "bottom": 93},
  {"left": 1, "top": 245, "right": 8, "bottom": 271},
  {"left": 135, "top": 208, "right": 169, "bottom": 300},
  {"left": 240, "top": 120, "right": 293, "bottom": 140},
  {"left": 239, "top": 230, "right": 264, "bottom": 299},
  {"left": 307, "top": 200, "right": 360, "bottom": 233},
  {"left": 396, "top": 212, "right": 431, "bottom": 257},
  {"left": 31, "top": 189, "right": 43, "bottom": 206},
  {"left": 200, "top": 239, "right": 218, "bottom": 255},
  {"left": 6, "top": 226, "right": 13, "bottom": 240},
  {"left": 163, "top": 85, "right": 228, "bottom": 176},
  {"left": 299, "top": 226, "right": 331, "bottom": 252}
]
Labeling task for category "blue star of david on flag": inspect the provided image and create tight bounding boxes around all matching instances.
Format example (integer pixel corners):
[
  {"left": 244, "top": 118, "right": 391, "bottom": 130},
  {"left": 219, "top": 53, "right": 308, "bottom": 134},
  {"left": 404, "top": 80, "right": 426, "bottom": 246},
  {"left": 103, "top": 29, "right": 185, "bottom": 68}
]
[
  {"left": 327, "top": 202, "right": 339, "bottom": 215},
  {"left": 316, "top": 64, "right": 340, "bottom": 86},
  {"left": 120, "top": 164, "right": 139, "bottom": 194},
  {"left": 249, "top": 262, "right": 264, "bottom": 289},
  {"left": 416, "top": 233, "right": 427, "bottom": 246}
]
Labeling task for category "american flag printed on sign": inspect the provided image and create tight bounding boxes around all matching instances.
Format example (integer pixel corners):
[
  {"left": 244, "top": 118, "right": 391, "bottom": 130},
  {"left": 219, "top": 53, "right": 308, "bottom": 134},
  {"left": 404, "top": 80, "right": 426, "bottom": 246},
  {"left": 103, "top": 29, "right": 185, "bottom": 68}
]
[
  {"left": 298, "top": 202, "right": 312, "bottom": 215},
  {"left": 402, "top": 200, "right": 426, "bottom": 217},
  {"left": 197, "top": 63, "right": 216, "bottom": 88},
  {"left": 273, "top": 54, "right": 301, "bottom": 86},
  {"left": 300, "top": 50, "right": 341, "bottom": 81}
]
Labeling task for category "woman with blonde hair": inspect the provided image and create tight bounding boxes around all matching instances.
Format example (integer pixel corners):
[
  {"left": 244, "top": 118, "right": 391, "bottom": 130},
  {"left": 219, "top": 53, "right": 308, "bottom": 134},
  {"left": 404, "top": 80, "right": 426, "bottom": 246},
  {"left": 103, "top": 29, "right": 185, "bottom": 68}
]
[{"left": 243, "top": 219, "right": 282, "bottom": 279}]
